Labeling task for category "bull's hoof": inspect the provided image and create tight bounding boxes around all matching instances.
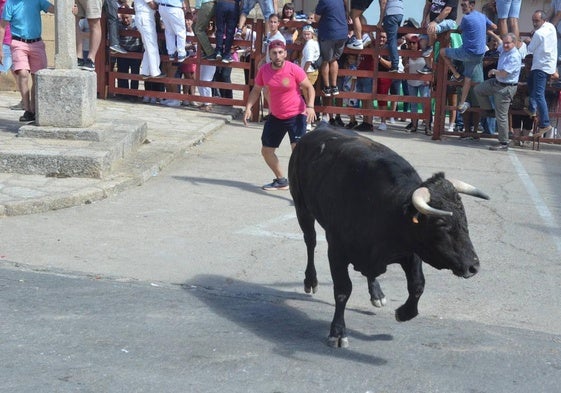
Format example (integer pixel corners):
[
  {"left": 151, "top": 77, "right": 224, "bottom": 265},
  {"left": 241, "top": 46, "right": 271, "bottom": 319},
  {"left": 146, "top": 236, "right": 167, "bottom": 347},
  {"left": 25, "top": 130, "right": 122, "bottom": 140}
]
[
  {"left": 371, "top": 296, "right": 387, "bottom": 308},
  {"left": 327, "top": 335, "right": 349, "bottom": 348},
  {"left": 395, "top": 305, "right": 418, "bottom": 322},
  {"left": 304, "top": 281, "right": 318, "bottom": 294}
]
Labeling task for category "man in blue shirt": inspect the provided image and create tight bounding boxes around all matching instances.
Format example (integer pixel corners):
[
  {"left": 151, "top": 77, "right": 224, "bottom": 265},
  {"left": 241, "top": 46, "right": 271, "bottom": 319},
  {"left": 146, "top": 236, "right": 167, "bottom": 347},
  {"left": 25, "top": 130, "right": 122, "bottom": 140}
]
[
  {"left": 474, "top": 31, "right": 521, "bottom": 151},
  {"left": 440, "top": 0, "right": 496, "bottom": 115},
  {"left": 315, "top": 0, "right": 348, "bottom": 97},
  {"left": 0, "top": 0, "right": 54, "bottom": 122}
]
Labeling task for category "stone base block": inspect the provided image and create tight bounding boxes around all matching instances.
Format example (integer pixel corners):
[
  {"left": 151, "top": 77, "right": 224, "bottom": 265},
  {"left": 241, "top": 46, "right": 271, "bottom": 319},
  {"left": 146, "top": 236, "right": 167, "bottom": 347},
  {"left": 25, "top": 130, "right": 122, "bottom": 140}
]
[
  {"left": 35, "top": 69, "right": 96, "bottom": 128},
  {"left": 0, "top": 121, "right": 147, "bottom": 178}
]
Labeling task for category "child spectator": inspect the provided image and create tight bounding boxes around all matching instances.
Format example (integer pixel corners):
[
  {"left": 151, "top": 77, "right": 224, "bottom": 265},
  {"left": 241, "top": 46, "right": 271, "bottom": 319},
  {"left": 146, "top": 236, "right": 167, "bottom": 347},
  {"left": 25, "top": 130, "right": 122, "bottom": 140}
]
[{"left": 299, "top": 24, "right": 320, "bottom": 120}]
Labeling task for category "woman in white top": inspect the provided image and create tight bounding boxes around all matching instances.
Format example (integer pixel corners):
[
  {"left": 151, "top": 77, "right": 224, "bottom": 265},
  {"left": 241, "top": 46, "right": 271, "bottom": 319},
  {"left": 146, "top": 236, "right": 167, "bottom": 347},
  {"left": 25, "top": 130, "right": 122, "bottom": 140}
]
[{"left": 403, "top": 35, "right": 429, "bottom": 132}]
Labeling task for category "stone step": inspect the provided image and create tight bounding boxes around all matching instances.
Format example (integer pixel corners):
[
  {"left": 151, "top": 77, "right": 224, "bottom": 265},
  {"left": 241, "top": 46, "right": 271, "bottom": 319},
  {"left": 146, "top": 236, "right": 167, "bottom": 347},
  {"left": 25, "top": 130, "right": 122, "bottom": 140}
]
[{"left": 0, "top": 121, "right": 147, "bottom": 178}]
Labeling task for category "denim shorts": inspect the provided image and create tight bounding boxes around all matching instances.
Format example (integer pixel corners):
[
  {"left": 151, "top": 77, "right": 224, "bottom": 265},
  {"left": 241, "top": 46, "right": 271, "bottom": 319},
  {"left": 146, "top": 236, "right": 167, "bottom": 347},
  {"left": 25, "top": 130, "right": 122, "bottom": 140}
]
[
  {"left": 444, "top": 47, "right": 484, "bottom": 79},
  {"left": 261, "top": 114, "right": 307, "bottom": 148},
  {"left": 496, "top": 0, "right": 521, "bottom": 19},
  {"left": 241, "top": 0, "right": 274, "bottom": 19}
]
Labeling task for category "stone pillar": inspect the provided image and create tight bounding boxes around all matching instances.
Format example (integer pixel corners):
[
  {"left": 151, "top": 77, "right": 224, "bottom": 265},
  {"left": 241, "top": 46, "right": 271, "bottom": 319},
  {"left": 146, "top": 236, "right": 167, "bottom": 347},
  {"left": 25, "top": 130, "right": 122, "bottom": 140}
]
[
  {"left": 35, "top": 0, "right": 97, "bottom": 128},
  {"left": 54, "top": 0, "right": 77, "bottom": 69}
]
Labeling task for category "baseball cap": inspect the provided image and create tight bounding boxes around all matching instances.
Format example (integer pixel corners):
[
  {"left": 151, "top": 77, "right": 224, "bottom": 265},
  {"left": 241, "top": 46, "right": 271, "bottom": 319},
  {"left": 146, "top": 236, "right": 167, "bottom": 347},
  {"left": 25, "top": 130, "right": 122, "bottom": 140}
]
[{"left": 268, "top": 40, "right": 286, "bottom": 50}]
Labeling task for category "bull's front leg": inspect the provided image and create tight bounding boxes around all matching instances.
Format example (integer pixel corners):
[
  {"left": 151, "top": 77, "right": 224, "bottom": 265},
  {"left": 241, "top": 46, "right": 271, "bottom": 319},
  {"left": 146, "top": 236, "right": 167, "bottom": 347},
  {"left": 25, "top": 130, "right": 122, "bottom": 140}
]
[
  {"left": 327, "top": 245, "right": 352, "bottom": 348},
  {"left": 395, "top": 254, "right": 425, "bottom": 322},
  {"left": 367, "top": 276, "right": 387, "bottom": 308}
]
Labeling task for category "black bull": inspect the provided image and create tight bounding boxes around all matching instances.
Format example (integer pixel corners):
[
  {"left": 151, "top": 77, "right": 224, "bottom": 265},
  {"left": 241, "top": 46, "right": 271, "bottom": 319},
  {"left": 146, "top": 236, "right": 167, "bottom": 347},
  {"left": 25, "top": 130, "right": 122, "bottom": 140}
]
[{"left": 288, "top": 125, "right": 489, "bottom": 348}]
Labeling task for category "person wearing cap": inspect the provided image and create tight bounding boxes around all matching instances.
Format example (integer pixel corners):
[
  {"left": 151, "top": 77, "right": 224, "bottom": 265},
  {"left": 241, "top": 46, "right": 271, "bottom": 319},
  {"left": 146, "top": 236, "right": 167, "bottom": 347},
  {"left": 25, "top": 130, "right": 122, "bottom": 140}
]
[
  {"left": 243, "top": 40, "right": 316, "bottom": 191},
  {"left": 299, "top": 25, "right": 320, "bottom": 89}
]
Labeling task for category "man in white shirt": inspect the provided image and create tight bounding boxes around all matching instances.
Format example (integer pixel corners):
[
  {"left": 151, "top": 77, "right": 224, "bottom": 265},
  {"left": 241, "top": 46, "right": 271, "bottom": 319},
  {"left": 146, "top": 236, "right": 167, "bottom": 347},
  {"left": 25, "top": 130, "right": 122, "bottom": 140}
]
[{"left": 524, "top": 10, "right": 558, "bottom": 136}]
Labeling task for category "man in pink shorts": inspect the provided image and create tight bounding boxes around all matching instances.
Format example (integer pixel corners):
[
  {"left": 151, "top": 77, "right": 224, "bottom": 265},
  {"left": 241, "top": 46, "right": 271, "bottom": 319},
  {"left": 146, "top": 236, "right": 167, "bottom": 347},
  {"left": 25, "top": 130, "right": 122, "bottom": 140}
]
[{"left": 0, "top": 0, "right": 54, "bottom": 122}]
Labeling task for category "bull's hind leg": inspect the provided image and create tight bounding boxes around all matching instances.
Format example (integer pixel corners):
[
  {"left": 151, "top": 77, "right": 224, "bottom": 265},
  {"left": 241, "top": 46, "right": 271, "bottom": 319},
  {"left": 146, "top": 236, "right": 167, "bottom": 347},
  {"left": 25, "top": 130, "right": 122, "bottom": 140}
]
[
  {"left": 367, "top": 277, "right": 387, "bottom": 308},
  {"left": 395, "top": 254, "right": 425, "bottom": 322},
  {"left": 327, "top": 245, "right": 351, "bottom": 348},
  {"left": 294, "top": 207, "right": 318, "bottom": 294}
]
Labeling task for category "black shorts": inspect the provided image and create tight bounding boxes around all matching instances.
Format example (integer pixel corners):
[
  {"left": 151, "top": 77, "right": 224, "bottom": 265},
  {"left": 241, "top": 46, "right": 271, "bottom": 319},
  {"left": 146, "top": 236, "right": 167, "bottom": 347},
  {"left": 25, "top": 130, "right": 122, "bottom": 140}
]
[
  {"left": 261, "top": 114, "right": 307, "bottom": 148},
  {"left": 351, "top": 0, "right": 374, "bottom": 11}
]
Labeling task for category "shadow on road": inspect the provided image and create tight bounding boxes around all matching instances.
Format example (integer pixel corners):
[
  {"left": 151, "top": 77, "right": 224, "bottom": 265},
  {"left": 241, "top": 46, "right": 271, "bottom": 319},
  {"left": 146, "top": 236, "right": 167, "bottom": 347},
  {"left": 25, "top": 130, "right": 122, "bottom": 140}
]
[
  {"left": 172, "top": 175, "right": 294, "bottom": 203},
  {"left": 183, "top": 274, "right": 391, "bottom": 366}
]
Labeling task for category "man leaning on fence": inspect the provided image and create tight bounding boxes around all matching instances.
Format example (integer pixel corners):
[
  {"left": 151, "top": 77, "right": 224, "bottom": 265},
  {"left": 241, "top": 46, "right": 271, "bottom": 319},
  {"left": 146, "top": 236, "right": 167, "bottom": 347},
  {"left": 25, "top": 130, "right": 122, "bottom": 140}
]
[{"left": 474, "top": 31, "right": 521, "bottom": 151}]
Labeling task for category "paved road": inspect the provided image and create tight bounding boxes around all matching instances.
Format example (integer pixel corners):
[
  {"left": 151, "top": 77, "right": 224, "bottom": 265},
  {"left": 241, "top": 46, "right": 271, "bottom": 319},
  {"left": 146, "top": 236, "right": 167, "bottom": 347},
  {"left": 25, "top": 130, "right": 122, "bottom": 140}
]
[{"left": 1, "top": 120, "right": 560, "bottom": 392}]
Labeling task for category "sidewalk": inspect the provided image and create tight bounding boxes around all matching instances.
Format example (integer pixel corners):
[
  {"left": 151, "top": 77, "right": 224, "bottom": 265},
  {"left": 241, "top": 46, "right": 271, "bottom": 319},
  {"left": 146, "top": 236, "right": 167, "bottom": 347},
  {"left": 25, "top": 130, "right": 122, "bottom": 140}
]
[{"left": 0, "top": 91, "right": 241, "bottom": 217}]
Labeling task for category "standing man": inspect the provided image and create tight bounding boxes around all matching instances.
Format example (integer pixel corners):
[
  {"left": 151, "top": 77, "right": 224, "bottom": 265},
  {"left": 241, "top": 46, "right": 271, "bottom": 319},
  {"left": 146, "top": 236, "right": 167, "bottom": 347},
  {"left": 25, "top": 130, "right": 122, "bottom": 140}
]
[
  {"left": 75, "top": 0, "right": 103, "bottom": 71},
  {"left": 347, "top": 0, "right": 375, "bottom": 50},
  {"left": 378, "top": 0, "right": 404, "bottom": 72},
  {"left": 194, "top": 0, "right": 216, "bottom": 58},
  {"left": 524, "top": 10, "right": 558, "bottom": 137},
  {"left": 134, "top": 0, "right": 163, "bottom": 79},
  {"left": 243, "top": 40, "right": 316, "bottom": 191},
  {"left": 474, "top": 32, "right": 521, "bottom": 151},
  {"left": 440, "top": 0, "right": 496, "bottom": 114},
  {"left": 315, "top": 0, "right": 348, "bottom": 97},
  {"left": 0, "top": 0, "right": 54, "bottom": 122}
]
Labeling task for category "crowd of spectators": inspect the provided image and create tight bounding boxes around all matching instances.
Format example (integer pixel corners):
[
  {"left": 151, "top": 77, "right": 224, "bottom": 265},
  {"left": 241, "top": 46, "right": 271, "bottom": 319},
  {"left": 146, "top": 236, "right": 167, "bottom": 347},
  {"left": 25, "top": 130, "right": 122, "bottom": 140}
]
[{"left": 3, "top": 0, "right": 559, "bottom": 146}]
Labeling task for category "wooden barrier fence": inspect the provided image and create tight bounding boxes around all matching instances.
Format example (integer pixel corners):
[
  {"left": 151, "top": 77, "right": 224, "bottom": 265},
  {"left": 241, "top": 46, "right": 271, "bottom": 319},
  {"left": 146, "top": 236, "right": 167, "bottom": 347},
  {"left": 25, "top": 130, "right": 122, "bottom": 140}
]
[{"left": 95, "top": 10, "right": 560, "bottom": 147}]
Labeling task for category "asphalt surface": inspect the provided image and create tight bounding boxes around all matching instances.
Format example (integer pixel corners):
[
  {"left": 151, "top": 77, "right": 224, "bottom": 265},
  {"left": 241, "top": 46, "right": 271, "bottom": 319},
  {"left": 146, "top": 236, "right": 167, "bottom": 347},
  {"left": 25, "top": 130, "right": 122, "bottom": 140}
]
[{"left": 1, "top": 93, "right": 561, "bottom": 392}]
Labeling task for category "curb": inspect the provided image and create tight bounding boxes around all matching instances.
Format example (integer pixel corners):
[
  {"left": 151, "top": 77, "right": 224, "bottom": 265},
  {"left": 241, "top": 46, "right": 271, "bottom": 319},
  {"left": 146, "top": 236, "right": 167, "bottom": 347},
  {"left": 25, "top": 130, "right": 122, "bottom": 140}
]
[{"left": 0, "top": 113, "right": 238, "bottom": 217}]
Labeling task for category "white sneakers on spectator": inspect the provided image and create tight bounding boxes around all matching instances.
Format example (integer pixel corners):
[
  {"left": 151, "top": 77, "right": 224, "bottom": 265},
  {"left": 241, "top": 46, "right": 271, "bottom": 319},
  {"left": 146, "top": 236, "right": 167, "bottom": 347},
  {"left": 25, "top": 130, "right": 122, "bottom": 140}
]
[
  {"left": 346, "top": 36, "right": 363, "bottom": 50},
  {"left": 377, "top": 122, "right": 387, "bottom": 131}
]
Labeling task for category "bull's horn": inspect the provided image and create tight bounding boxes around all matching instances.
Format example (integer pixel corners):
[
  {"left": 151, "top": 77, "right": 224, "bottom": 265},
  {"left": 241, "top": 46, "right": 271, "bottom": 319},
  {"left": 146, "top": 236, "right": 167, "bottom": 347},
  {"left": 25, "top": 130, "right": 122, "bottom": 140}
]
[
  {"left": 412, "top": 187, "right": 453, "bottom": 217},
  {"left": 449, "top": 178, "right": 490, "bottom": 200}
]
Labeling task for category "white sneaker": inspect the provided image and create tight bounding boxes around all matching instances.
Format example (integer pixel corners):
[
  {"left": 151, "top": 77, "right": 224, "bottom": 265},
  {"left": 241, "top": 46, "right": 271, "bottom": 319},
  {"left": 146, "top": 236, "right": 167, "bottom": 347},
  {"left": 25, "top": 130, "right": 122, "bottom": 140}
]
[
  {"left": 346, "top": 36, "right": 364, "bottom": 50},
  {"left": 447, "top": 124, "right": 454, "bottom": 132},
  {"left": 306, "top": 123, "right": 312, "bottom": 131},
  {"left": 389, "top": 117, "right": 396, "bottom": 124},
  {"left": 377, "top": 122, "right": 387, "bottom": 131}
]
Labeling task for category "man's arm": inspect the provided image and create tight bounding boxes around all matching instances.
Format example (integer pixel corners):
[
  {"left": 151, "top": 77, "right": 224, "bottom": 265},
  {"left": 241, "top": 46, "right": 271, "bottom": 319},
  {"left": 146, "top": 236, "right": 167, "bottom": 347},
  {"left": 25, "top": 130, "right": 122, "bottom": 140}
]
[
  {"left": 243, "top": 84, "right": 264, "bottom": 126},
  {"left": 0, "top": 20, "right": 5, "bottom": 65},
  {"left": 378, "top": 0, "right": 387, "bottom": 27},
  {"left": 550, "top": 8, "right": 561, "bottom": 27},
  {"left": 422, "top": 1, "right": 431, "bottom": 27},
  {"left": 299, "top": 77, "right": 316, "bottom": 123}
]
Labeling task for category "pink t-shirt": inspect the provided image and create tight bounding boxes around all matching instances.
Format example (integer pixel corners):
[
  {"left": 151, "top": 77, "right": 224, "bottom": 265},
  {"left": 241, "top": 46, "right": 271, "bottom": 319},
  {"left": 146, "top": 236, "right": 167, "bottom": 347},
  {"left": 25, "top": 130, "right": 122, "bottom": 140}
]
[
  {"left": 255, "top": 60, "right": 306, "bottom": 119},
  {"left": 0, "top": 0, "right": 12, "bottom": 45}
]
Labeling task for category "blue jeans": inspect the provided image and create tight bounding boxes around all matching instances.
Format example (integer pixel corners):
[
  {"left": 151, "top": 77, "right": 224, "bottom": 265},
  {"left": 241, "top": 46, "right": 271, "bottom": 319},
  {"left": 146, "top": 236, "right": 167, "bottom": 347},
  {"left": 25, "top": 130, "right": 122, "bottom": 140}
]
[
  {"left": 408, "top": 84, "right": 430, "bottom": 114},
  {"left": 528, "top": 69, "right": 550, "bottom": 128},
  {"left": 215, "top": 1, "right": 239, "bottom": 56},
  {"left": 383, "top": 14, "right": 403, "bottom": 70}
]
